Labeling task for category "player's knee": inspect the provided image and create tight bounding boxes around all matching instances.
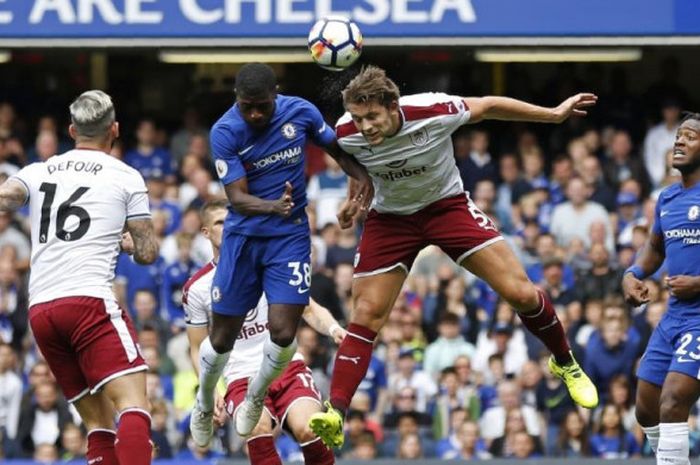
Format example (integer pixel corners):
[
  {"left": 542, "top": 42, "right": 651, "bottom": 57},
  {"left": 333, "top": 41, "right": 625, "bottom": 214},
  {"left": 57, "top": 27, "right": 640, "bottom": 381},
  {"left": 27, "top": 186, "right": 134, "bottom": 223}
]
[
  {"left": 292, "top": 423, "right": 317, "bottom": 444},
  {"left": 270, "top": 329, "right": 296, "bottom": 348},
  {"left": 352, "top": 297, "right": 386, "bottom": 327},
  {"left": 503, "top": 283, "right": 538, "bottom": 312},
  {"left": 635, "top": 402, "right": 658, "bottom": 427},
  {"left": 210, "top": 331, "right": 234, "bottom": 354},
  {"left": 660, "top": 390, "right": 691, "bottom": 421}
]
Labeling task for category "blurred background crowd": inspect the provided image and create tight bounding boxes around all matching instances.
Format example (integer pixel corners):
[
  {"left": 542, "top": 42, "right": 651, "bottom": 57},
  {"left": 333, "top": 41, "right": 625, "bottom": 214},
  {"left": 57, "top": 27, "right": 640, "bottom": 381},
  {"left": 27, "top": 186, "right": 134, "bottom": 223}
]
[{"left": 0, "top": 58, "right": 695, "bottom": 462}]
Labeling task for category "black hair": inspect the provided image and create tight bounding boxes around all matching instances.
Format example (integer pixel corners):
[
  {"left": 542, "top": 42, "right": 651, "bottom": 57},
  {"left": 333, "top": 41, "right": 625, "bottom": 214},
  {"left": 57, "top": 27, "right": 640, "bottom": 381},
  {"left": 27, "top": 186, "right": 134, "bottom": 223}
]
[
  {"left": 235, "top": 63, "right": 277, "bottom": 97},
  {"left": 681, "top": 111, "right": 700, "bottom": 124}
]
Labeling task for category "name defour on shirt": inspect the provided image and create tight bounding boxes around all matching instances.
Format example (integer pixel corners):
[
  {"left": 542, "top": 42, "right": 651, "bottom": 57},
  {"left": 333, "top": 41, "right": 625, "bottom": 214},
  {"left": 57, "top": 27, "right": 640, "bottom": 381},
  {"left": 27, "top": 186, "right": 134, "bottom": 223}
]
[{"left": 47, "top": 160, "right": 103, "bottom": 176}]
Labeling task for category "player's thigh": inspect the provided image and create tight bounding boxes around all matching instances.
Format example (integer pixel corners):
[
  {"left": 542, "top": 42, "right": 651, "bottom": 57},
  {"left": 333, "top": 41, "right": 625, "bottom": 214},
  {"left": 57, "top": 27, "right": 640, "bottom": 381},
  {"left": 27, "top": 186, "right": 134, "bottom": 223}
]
[
  {"left": 262, "top": 233, "right": 312, "bottom": 307},
  {"left": 460, "top": 239, "right": 538, "bottom": 311},
  {"left": 660, "top": 321, "right": 700, "bottom": 421},
  {"left": 353, "top": 209, "right": 423, "bottom": 279},
  {"left": 212, "top": 231, "right": 263, "bottom": 317},
  {"left": 225, "top": 378, "right": 276, "bottom": 436},
  {"left": 28, "top": 299, "right": 91, "bottom": 403},
  {"left": 268, "top": 362, "right": 322, "bottom": 443},
  {"left": 425, "top": 194, "right": 503, "bottom": 263},
  {"left": 635, "top": 379, "right": 662, "bottom": 427},
  {"left": 73, "top": 391, "right": 117, "bottom": 431},
  {"left": 77, "top": 298, "right": 148, "bottom": 400},
  {"left": 101, "top": 371, "right": 149, "bottom": 413}
]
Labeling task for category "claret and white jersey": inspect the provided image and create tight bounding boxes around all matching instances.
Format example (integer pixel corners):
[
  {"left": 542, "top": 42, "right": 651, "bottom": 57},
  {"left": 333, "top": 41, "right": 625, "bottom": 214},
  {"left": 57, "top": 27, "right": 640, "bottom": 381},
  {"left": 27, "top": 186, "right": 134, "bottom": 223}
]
[
  {"left": 336, "top": 92, "right": 471, "bottom": 215},
  {"left": 182, "top": 262, "right": 304, "bottom": 384},
  {"left": 11, "top": 149, "right": 151, "bottom": 306}
]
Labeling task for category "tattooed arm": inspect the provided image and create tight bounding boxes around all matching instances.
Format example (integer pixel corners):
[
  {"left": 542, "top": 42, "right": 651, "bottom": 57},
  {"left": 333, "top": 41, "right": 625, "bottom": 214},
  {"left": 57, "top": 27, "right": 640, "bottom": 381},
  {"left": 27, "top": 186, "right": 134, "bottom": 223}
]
[
  {"left": 0, "top": 179, "right": 28, "bottom": 212},
  {"left": 125, "top": 218, "right": 158, "bottom": 265}
]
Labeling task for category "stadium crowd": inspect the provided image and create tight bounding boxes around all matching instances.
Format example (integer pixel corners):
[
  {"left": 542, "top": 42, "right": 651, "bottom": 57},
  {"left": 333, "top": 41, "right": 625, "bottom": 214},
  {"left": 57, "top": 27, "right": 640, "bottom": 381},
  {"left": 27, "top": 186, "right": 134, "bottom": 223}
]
[{"left": 0, "top": 63, "right": 695, "bottom": 462}]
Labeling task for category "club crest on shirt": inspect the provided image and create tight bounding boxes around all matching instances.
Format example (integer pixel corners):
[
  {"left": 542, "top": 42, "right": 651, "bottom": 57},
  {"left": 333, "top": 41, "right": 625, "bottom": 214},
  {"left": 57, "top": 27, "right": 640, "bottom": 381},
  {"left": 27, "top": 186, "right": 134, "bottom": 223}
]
[
  {"left": 409, "top": 128, "right": 429, "bottom": 147},
  {"left": 689, "top": 205, "right": 699, "bottom": 221},
  {"left": 212, "top": 286, "right": 222, "bottom": 303},
  {"left": 281, "top": 123, "right": 297, "bottom": 140},
  {"left": 215, "top": 159, "right": 228, "bottom": 179}
]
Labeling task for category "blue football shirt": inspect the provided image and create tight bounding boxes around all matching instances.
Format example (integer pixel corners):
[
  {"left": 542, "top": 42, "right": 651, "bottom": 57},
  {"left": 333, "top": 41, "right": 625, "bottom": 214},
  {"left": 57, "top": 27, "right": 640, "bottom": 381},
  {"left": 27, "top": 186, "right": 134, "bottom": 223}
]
[
  {"left": 653, "top": 182, "right": 700, "bottom": 317},
  {"left": 210, "top": 94, "right": 336, "bottom": 236}
]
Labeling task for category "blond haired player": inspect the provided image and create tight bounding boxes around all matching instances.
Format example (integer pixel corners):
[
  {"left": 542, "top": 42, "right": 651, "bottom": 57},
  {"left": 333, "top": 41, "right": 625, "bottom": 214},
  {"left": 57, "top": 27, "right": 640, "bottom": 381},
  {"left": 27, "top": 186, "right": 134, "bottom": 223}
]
[{"left": 0, "top": 90, "right": 158, "bottom": 465}]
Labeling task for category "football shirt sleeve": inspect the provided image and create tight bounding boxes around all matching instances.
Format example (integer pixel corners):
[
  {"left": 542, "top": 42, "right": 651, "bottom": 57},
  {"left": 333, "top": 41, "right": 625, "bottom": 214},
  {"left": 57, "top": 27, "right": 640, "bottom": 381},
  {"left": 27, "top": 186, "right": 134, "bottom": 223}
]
[
  {"left": 9, "top": 163, "right": 39, "bottom": 204},
  {"left": 210, "top": 126, "right": 246, "bottom": 185},
  {"left": 124, "top": 170, "right": 151, "bottom": 220},
  {"left": 183, "top": 284, "right": 210, "bottom": 327},
  {"left": 304, "top": 101, "right": 336, "bottom": 147},
  {"left": 651, "top": 196, "right": 662, "bottom": 236}
]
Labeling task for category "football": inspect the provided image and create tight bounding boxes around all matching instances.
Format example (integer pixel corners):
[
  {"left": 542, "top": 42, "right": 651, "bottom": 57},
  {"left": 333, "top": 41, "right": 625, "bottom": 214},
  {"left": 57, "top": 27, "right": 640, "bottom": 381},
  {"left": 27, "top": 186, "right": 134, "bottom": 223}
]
[{"left": 307, "top": 16, "right": 363, "bottom": 72}]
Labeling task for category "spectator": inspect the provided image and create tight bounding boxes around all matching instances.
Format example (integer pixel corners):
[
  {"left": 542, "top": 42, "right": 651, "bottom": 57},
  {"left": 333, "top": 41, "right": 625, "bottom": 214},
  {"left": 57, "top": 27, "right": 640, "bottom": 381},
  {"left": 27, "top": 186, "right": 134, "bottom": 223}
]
[
  {"left": 384, "top": 387, "right": 432, "bottom": 428},
  {"left": 443, "top": 420, "right": 491, "bottom": 460},
  {"left": 32, "top": 443, "right": 59, "bottom": 464},
  {"left": 170, "top": 108, "right": 209, "bottom": 164},
  {"left": 583, "top": 315, "right": 639, "bottom": 400},
  {"left": 423, "top": 312, "right": 476, "bottom": 378},
  {"left": 383, "top": 411, "right": 434, "bottom": 458},
  {"left": 16, "top": 381, "right": 72, "bottom": 456},
  {"left": 644, "top": 98, "right": 681, "bottom": 187},
  {"left": 133, "top": 289, "right": 171, "bottom": 350},
  {"left": 356, "top": 353, "right": 390, "bottom": 425},
  {"left": 0, "top": 212, "right": 30, "bottom": 272},
  {"left": 457, "top": 129, "right": 498, "bottom": 194},
  {"left": 0, "top": 259, "right": 28, "bottom": 351},
  {"left": 496, "top": 153, "right": 530, "bottom": 223},
  {"left": 30, "top": 130, "right": 58, "bottom": 163},
  {"left": 555, "top": 410, "right": 591, "bottom": 457},
  {"left": 488, "top": 408, "right": 544, "bottom": 457},
  {"left": 124, "top": 118, "right": 176, "bottom": 183},
  {"left": 161, "top": 232, "right": 197, "bottom": 329},
  {"left": 602, "top": 129, "right": 650, "bottom": 193},
  {"left": 346, "top": 430, "right": 378, "bottom": 460},
  {"left": 397, "top": 432, "right": 424, "bottom": 459},
  {"left": 575, "top": 243, "right": 623, "bottom": 303},
  {"left": 472, "top": 320, "right": 528, "bottom": 381},
  {"left": 160, "top": 207, "right": 213, "bottom": 266},
  {"left": 579, "top": 155, "right": 617, "bottom": 211},
  {"left": 432, "top": 367, "right": 479, "bottom": 440},
  {"left": 147, "top": 173, "right": 182, "bottom": 235},
  {"left": 550, "top": 176, "right": 614, "bottom": 252},
  {"left": 589, "top": 404, "right": 640, "bottom": 458},
  {"left": 114, "top": 251, "right": 164, "bottom": 316},
  {"left": 539, "top": 256, "right": 577, "bottom": 306},
  {"left": 60, "top": 423, "right": 85, "bottom": 461},
  {"left": 536, "top": 352, "right": 576, "bottom": 454},
  {"left": 480, "top": 380, "right": 541, "bottom": 442},
  {"left": 0, "top": 343, "right": 21, "bottom": 452},
  {"left": 388, "top": 350, "right": 437, "bottom": 412}
]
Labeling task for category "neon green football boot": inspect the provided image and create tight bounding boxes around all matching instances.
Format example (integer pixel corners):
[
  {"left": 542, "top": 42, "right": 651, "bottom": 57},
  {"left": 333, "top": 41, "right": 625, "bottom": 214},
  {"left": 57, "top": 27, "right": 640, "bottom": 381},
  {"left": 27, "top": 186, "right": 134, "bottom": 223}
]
[
  {"left": 548, "top": 352, "right": 599, "bottom": 409},
  {"left": 309, "top": 401, "right": 345, "bottom": 448}
]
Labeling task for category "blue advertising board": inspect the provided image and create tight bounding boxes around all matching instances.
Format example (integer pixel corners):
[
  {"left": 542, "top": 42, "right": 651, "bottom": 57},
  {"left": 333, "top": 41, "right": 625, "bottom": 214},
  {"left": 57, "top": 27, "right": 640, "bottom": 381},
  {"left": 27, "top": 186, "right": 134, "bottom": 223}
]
[{"left": 0, "top": 0, "right": 696, "bottom": 40}]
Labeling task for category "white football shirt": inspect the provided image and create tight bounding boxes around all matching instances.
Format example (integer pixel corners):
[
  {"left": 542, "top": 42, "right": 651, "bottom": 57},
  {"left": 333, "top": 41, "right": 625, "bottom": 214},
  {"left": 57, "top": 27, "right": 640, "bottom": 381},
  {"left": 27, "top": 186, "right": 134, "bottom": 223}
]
[
  {"left": 11, "top": 149, "right": 151, "bottom": 306},
  {"left": 182, "top": 262, "right": 303, "bottom": 383},
  {"left": 336, "top": 92, "right": 471, "bottom": 214}
]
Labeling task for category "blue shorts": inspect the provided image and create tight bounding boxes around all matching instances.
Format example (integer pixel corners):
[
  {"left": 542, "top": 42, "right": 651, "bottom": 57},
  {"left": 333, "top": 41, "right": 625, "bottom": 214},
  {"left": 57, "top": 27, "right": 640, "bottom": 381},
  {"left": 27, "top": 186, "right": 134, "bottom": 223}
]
[
  {"left": 211, "top": 230, "right": 311, "bottom": 316},
  {"left": 637, "top": 311, "right": 700, "bottom": 386}
]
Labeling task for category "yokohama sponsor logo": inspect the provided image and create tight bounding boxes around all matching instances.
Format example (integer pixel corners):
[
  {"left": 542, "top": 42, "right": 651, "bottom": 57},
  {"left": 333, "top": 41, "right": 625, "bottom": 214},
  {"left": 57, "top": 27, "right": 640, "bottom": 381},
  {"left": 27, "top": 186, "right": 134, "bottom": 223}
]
[{"left": 252, "top": 146, "right": 301, "bottom": 169}]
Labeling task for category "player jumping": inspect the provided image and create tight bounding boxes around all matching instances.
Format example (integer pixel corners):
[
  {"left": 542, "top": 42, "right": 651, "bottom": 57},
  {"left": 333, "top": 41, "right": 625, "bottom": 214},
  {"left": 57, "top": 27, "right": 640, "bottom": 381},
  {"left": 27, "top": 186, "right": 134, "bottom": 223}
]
[
  {"left": 184, "top": 199, "right": 345, "bottom": 465},
  {"left": 191, "top": 63, "right": 372, "bottom": 445},
  {"left": 624, "top": 113, "right": 700, "bottom": 465},
  {"left": 0, "top": 91, "right": 158, "bottom": 465},
  {"left": 309, "top": 65, "right": 599, "bottom": 448}
]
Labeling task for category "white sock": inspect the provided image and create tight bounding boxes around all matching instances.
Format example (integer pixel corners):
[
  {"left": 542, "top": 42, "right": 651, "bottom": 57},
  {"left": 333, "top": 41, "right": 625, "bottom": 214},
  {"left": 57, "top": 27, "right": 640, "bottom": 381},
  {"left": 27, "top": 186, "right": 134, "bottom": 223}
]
[
  {"left": 658, "top": 422, "right": 691, "bottom": 465},
  {"left": 247, "top": 336, "right": 297, "bottom": 399},
  {"left": 642, "top": 424, "right": 660, "bottom": 454},
  {"left": 196, "top": 337, "right": 230, "bottom": 412}
]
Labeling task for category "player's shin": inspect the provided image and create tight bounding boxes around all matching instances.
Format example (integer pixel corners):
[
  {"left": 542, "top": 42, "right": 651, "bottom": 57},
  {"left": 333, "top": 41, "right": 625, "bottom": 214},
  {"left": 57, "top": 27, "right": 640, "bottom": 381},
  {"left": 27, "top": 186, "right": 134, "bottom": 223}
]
[
  {"left": 197, "top": 337, "right": 231, "bottom": 411},
  {"left": 115, "top": 408, "right": 152, "bottom": 465},
  {"left": 658, "top": 423, "right": 690, "bottom": 465},
  {"left": 247, "top": 435, "right": 283, "bottom": 465},
  {"left": 517, "top": 289, "right": 572, "bottom": 365},
  {"left": 248, "top": 336, "right": 298, "bottom": 399},
  {"left": 301, "top": 437, "right": 335, "bottom": 465},
  {"left": 642, "top": 424, "right": 660, "bottom": 454},
  {"left": 329, "top": 323, "right": 377, "bottom": 413},
  {"left": 87, "top": 429, "right": 118, "bottom": 465}
]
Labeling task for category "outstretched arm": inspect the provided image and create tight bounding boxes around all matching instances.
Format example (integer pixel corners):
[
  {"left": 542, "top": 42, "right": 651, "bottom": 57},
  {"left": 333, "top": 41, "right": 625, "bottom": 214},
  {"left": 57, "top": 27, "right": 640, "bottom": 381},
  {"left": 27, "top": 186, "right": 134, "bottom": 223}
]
[
  {"left": 302, "top": 298, "right": 346, "bottom": 344},
  {"left": 0, "top": 179, "right": 28, "bottom": 212},
  {"left": 464, "top": 93, "right": 597, "bottom": 124},
  {"left": 125, "top": 218, "right": 159, "bottom": 265}
]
